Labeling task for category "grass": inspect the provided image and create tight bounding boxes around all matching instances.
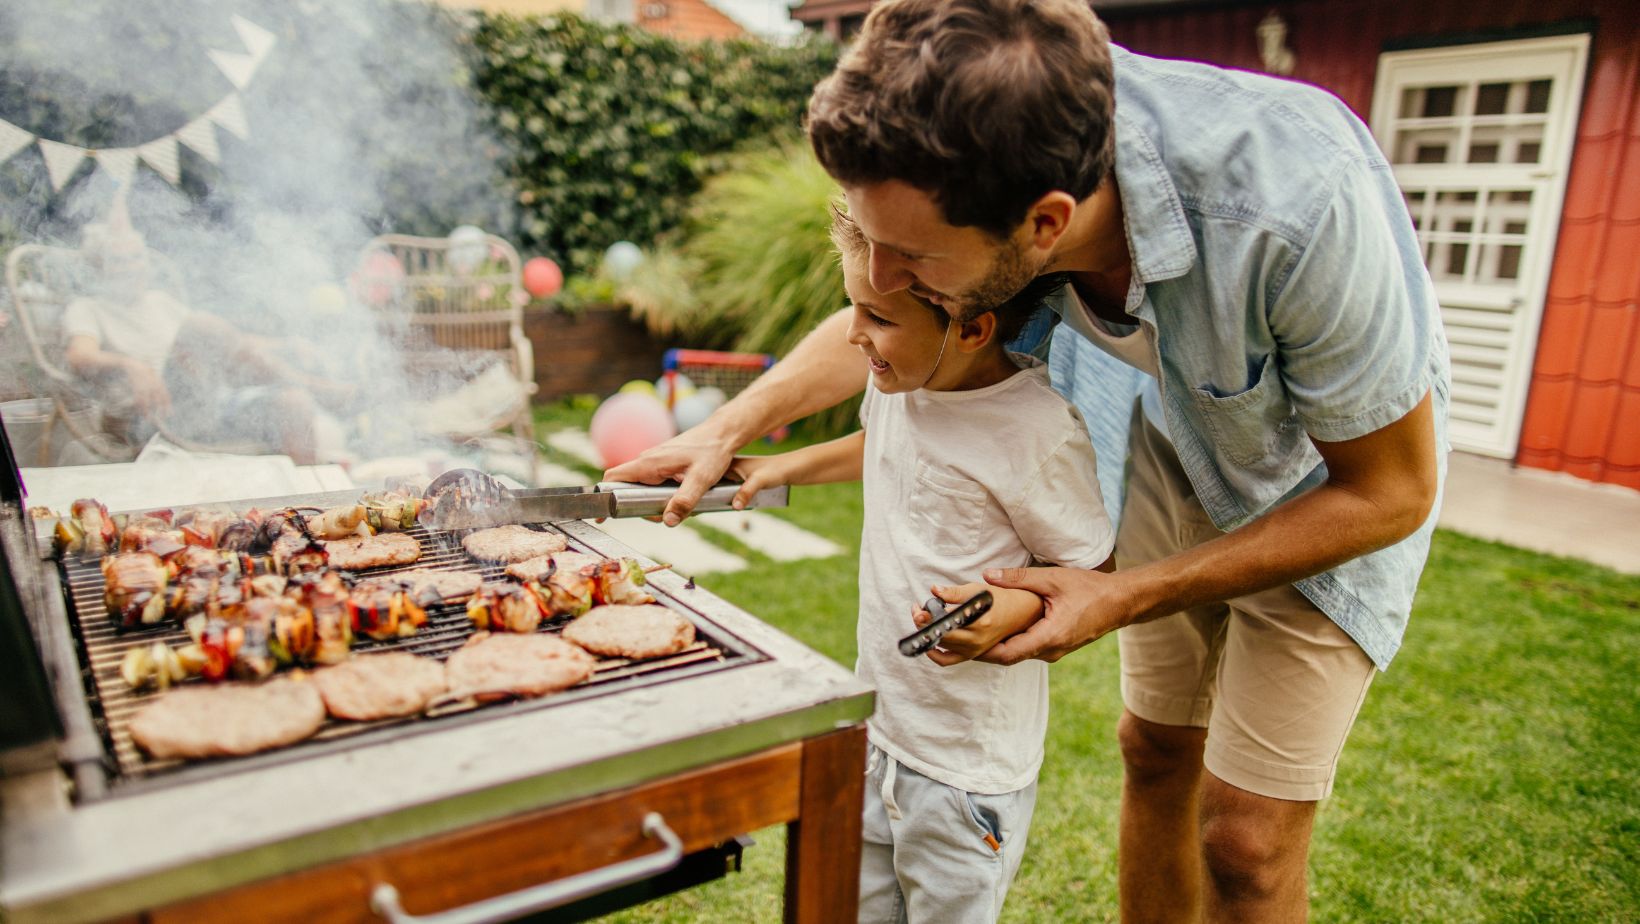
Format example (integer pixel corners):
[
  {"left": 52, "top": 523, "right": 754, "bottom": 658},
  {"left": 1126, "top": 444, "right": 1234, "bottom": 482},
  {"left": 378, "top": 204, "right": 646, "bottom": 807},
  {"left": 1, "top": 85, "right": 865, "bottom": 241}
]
[{"left": 533, "top": 402, "right": 1640, "bottom": 923}]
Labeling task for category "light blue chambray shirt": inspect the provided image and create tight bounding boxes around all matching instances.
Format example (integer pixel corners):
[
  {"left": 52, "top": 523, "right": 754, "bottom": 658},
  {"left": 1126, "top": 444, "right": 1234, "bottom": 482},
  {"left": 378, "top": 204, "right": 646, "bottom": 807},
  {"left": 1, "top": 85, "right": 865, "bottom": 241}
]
[{"left": 1011, "top": 47, "right": 1452, "bottom": 669}]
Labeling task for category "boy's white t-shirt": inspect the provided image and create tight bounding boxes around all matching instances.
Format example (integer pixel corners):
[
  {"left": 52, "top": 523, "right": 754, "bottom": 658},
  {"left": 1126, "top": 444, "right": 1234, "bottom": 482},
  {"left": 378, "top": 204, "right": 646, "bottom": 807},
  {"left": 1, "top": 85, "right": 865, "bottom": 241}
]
[{"left": 856, "top": 354, "right": 1115, "bottom": 794}]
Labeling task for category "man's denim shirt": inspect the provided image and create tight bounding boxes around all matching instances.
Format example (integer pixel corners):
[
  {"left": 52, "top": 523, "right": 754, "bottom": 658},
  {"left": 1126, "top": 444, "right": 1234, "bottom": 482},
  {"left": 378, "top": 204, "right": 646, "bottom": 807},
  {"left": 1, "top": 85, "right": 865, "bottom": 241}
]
[{"left": 1021, "top": 47, "right": 1452, "bottom": 670}]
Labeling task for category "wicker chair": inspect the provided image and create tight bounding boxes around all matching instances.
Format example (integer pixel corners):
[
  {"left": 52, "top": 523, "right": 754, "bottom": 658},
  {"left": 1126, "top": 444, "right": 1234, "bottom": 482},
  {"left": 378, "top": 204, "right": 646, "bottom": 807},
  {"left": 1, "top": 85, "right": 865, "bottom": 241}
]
[
  {"left": 354, "top": 233, "right": 538, "bottom": 483},
  {"left": 1, "top": 244, "right": 272, "bottom": 465}
]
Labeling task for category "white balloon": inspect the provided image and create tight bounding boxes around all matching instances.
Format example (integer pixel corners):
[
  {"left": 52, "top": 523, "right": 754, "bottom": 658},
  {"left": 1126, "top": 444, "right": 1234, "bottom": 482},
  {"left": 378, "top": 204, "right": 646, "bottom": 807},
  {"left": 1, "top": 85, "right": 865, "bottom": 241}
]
[
  {"left": 604, "top": 240, "right": 644, "bottom": 281},
  {"left": 654, "top": 372, "right": 695, "bottom": 407},
  {"left": 447, "top": 225, "right": 488, "bottom": 275},
  {"left": 672, "top": 393, "right": 718, "bottom": 431},
  {"left": 694, "top": 386, "right": 727, "bottom": 411}
]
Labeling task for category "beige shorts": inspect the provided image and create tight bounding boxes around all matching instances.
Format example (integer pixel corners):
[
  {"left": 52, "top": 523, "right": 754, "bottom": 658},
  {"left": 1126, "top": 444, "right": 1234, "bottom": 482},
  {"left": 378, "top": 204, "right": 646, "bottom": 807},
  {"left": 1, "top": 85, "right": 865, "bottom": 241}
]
[{"left": 1116, "top": 409, "right": 1376, "bottom": 802}]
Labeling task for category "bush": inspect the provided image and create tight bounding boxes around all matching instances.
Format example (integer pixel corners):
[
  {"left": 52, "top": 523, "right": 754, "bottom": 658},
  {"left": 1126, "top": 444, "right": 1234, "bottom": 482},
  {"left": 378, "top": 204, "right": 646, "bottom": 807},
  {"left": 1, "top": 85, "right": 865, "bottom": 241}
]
[
  {"left": 468, "top": 14, "right": 837, "bottom": 272},
  {"left": 617, "top": 142, "right": 860, "bottom": 438}
]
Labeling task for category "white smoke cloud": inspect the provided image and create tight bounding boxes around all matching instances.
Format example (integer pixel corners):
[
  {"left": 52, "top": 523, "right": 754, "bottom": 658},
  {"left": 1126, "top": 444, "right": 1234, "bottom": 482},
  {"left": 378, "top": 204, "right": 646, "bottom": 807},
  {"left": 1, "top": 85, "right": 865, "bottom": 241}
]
[{"left": 0, "top": 0, "right": 528, "bottom": 478}]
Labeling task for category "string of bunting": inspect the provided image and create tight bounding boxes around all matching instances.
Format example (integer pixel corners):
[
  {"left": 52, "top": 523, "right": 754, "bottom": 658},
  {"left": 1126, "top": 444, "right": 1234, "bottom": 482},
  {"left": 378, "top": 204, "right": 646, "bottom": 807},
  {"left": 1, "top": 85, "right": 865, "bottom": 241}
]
[{"left": 0, "top": 14, "right": 274, "bottom": 195}]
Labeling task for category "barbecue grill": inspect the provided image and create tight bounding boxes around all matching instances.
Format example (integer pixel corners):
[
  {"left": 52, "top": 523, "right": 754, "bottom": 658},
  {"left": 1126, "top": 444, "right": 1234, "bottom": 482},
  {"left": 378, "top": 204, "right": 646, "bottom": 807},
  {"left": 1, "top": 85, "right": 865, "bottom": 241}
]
[{"left": 0, "top": 428, "right": 873, "bottom": 923}]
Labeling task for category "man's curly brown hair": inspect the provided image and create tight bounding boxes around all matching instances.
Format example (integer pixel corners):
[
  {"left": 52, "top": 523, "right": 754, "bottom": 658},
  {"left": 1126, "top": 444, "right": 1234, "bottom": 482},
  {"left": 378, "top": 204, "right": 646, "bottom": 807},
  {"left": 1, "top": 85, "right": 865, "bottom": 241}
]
[{"left": 807, "top": 0, "right": 1116, "bottom": 239}]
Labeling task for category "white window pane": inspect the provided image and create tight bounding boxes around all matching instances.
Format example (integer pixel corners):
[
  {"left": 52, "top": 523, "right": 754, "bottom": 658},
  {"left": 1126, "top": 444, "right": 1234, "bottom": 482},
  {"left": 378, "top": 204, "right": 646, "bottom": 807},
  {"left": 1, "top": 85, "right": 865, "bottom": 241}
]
[{"left": 1396, "top": 127, "right": 1460, "bottom": 165}]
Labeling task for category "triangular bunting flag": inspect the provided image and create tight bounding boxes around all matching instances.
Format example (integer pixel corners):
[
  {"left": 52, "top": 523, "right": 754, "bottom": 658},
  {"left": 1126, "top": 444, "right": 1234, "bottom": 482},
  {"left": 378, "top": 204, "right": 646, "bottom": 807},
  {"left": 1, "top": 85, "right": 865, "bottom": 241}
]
[
  {"left": 208, "top": 49, "right": 259, "bottom": 90},
  {"left": 176, "top": 116, "right": 220, "bottom": 165},
  {"left": 38, "top": 139, "right": 87, "bottom": 191},
  {"left": 137, "top": 136, "right": 180, "bottom": 186},
  {"left": 0, "top": 120, "right": 33, "bottom": 164},
  {"left": 230, "top": 15, "right": 277, "bottom": 65},
  {"left": 206, "top": 93, "right": 249, "bottom": 140},
  {"left": 93, "top": 148, "right": 139, "bottom": 188}
]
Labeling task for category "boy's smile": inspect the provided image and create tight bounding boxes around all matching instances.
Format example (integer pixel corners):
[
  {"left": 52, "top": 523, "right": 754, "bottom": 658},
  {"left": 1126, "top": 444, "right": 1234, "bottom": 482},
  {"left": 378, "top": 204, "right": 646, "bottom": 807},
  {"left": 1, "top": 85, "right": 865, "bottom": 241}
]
[{"left": 843, "top": 263, "right": 954, "bottom": 394}]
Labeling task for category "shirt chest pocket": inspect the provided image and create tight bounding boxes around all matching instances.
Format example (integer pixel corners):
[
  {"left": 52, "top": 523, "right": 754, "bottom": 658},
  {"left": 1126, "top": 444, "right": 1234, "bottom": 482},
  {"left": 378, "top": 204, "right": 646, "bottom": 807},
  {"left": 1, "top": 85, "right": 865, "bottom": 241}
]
[
  {"left": 1187, "top": 352, "right": 1304, "bottom": 467},
  {"left": 907, "top": 461, "right": 988, "bottom": 558}
]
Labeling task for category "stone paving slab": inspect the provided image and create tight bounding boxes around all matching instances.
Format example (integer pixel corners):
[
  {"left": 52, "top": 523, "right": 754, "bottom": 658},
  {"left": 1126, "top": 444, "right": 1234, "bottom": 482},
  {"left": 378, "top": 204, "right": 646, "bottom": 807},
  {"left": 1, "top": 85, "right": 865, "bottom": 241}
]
[
  {"left": 545, "top": 429, "right": 604, "bottom": 470},
  {"left": 588, "top": 516, "right": 748, "bottom": 575},
  {"left": 534, "top": 459, "right": 593, "bottom": 488},
  {"left": 1439, "top": 452, "right": 1640, "bottom": 575},
  {"left": 692, "top": 510, "right": 844, "bottom": 561}
]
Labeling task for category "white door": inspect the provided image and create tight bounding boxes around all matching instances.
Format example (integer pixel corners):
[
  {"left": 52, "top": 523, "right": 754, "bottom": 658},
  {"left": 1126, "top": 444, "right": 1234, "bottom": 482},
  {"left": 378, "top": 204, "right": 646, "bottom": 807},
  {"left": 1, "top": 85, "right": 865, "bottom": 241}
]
[{"left": 1370, "top": 34, "right": 1589, "bottom": 456}]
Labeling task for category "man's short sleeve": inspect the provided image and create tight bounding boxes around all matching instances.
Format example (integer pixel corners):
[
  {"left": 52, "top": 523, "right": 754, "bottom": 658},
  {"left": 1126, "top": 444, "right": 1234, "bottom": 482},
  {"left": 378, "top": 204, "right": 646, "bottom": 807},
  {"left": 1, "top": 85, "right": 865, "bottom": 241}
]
[
  {"left": 1005, "top": 430, "right": 1116, "bottom": 571},
  {"left": 1270, "top": 160, "right": 1442, "bottom": 443}
]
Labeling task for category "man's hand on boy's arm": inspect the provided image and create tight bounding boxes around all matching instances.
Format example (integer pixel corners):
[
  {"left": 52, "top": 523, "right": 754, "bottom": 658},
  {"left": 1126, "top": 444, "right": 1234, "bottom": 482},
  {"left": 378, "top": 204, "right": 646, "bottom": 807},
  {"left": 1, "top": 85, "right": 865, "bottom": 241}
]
[
  {"left": 979, "top": 394, "right": 1439, "bottom": 665},
  {"left": 917, "top": 557, "right": 1114, "bottom": 666},
  {"left": 605, "top": 309, "right": 863, "bottom": 525},
  {"left": 912, "top": 581, "right": 1045, "bottom": 667}
]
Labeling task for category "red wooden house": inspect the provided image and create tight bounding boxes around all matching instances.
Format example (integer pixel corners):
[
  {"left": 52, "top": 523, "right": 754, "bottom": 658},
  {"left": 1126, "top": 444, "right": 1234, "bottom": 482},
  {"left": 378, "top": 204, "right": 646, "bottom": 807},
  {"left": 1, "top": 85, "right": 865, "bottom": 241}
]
[{"left": 793, "top": 0, "right": 1640, "bottom": 490}]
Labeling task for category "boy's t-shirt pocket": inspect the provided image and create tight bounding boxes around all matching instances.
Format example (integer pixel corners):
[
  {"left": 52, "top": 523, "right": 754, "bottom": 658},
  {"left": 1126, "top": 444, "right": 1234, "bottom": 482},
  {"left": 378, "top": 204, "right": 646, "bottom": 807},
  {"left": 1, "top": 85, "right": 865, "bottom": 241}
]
[{"left": 908, "top": 461, "right": 988, "bottom": 558}]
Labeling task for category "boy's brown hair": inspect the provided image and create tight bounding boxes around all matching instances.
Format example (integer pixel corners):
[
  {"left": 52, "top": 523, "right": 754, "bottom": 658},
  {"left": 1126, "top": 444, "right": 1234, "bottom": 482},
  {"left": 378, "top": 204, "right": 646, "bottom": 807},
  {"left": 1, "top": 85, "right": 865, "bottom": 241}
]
[
  {"left": 831, "top": 206, "right": 1061, "bottom": 345},
  {"left": 808, "top": 0, "right": 1116, "bottom": 239}
]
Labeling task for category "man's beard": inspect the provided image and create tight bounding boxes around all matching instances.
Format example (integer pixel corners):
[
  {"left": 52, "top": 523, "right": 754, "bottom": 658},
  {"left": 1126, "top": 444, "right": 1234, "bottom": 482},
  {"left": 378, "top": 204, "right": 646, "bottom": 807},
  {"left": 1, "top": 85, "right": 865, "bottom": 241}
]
[{"left": 950, "top": 235, "right": 1040, "bottom": 321}]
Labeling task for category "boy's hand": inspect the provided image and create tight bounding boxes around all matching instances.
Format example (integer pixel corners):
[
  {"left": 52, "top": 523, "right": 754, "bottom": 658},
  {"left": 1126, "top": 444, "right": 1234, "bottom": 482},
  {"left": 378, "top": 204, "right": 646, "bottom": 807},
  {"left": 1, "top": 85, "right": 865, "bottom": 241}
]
[
  {"left": 911, "top": 581, "right": 1045, "bottom": 667},
  {"left": 725, "top": 455, "right": 791, "bottom": 510}
]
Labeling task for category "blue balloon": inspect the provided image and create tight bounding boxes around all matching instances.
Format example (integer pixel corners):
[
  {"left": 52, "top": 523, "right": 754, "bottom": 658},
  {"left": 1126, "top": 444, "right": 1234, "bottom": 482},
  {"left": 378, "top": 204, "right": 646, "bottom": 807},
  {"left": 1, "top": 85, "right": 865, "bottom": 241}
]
[{"left": 604, "top": 241, "right": 644, "bottom": 281}]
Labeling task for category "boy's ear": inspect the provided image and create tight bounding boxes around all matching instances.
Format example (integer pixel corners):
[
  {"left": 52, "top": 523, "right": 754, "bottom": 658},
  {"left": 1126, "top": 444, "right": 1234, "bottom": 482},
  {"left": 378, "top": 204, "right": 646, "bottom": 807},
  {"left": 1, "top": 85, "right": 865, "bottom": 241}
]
[{"left": 954, "top": 311, "right": 998, "bottom": 354}]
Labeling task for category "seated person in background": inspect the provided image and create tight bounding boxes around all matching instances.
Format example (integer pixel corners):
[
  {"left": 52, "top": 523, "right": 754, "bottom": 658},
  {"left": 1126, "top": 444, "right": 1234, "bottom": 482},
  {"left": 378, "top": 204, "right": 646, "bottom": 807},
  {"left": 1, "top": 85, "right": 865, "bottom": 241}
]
[
  {"left": 62, "top": 218, "right": 349, "bottom": 464},
  {"left": 724, "top": 208, "right": 1116, "bottom": 924}
]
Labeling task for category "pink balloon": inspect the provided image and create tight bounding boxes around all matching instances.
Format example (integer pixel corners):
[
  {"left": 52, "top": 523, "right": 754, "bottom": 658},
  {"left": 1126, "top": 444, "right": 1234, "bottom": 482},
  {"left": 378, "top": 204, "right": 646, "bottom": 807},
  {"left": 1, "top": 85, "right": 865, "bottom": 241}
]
[
  {"left": 589, "top": 393, "right": 676, "bottom": 469},
  {"left": 522, "top": 257, "right": 563, "bottom": 298}
]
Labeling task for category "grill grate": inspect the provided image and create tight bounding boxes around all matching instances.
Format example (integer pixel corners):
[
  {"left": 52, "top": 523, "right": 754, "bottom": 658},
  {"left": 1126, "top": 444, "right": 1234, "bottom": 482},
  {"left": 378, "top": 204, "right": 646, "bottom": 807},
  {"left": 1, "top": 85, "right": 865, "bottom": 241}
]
[{"left": 60, "top": 522, "right": 766, "bottom": 791}]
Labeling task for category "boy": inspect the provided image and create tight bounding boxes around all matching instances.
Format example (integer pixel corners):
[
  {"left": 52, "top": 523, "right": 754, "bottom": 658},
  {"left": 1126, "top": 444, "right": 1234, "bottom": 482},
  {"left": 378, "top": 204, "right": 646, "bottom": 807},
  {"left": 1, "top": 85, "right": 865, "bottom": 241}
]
[{"left": 727, "top": 210, "right": 1114, "bottom": 923}]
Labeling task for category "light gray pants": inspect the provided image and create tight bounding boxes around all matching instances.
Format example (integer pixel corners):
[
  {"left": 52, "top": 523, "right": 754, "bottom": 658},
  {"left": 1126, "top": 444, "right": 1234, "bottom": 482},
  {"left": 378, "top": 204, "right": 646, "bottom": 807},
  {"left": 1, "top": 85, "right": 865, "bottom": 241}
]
[{"left": 858, "top": 744, "right": 1039, "bottom": 924}]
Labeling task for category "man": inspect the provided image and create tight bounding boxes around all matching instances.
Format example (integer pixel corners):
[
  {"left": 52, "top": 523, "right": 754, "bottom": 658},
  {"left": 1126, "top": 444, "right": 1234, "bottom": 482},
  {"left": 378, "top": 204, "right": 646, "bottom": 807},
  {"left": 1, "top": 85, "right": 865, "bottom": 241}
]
[
  {"left": 607, "top": 0, "right": 1449, "bottom": 920},
  {"left": 63, "top": 213, "right": 348, "bottom": 463}
]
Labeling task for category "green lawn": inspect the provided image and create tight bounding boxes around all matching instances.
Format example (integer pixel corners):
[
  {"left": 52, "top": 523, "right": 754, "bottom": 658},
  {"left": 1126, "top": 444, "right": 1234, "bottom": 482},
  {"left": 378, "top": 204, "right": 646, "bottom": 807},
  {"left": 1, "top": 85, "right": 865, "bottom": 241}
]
[{"left": 536, "top": 404, "right": 1640, "bottom": 923}]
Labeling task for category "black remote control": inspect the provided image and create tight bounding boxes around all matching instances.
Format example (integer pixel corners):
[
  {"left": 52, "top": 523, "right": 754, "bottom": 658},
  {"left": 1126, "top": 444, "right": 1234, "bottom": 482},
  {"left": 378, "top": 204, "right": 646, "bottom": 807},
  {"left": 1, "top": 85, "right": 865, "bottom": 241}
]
[{"left": 898, "top": 590, "right": 994, "bottom": 657}]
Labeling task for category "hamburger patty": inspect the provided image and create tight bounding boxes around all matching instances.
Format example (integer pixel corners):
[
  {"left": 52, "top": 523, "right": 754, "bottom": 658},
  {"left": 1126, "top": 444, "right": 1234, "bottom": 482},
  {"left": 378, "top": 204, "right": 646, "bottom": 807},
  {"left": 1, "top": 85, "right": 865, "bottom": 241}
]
[
  {"left": 130, "top": 679, "right": 325, "bottom": 760},
  {"left": 562, "top": 604, "right": 696, "bottom": 660},
  {"left": 461, "top": 525, "right": 569, "bottom": 563},
  {"left": 324, "top": 532, "right": 421, "bottom": 571},
  {"left": 359, "top": 568, "right": 483, "bottom": 603},
  {"left": 445, "top": 632, "right": 594, "bottom": 698},
  {"left": 312, "top": 652, "right": 448, "bottom": 720},
  {"left": 503, "top": 550, "right": 601, "bottom": 582}
]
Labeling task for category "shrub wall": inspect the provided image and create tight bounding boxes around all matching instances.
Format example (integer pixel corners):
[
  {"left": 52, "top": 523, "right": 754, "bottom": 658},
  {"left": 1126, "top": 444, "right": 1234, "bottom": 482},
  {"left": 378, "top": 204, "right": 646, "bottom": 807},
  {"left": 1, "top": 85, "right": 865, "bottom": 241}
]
[{"left": 468, "top": 14, "right": 837, "bottom": 271}]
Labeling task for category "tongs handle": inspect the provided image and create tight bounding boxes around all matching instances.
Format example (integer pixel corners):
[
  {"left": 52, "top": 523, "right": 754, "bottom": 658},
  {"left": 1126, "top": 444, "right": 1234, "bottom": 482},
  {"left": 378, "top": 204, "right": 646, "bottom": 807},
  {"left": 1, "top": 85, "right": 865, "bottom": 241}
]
[{"left": 596, "top": 482, "right": 789, "bottom": 519}]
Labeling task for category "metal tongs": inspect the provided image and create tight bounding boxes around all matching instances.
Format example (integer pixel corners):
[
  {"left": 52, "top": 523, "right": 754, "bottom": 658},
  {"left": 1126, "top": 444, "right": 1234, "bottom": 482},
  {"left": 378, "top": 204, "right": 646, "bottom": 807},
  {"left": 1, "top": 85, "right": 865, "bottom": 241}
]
[{"left": 421, "top": 468, "right": 788, "bottom": 531}]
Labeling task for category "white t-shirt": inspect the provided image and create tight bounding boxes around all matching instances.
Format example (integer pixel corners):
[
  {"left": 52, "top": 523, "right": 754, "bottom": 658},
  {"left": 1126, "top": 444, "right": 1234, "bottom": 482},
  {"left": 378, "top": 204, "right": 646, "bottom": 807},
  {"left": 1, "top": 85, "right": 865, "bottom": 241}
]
[
  {"left": 857, "top": 354, "right": 1116, "bottom": 794},
  {"left": 62, "top": 290, "right": 189, "bottom": 374}
]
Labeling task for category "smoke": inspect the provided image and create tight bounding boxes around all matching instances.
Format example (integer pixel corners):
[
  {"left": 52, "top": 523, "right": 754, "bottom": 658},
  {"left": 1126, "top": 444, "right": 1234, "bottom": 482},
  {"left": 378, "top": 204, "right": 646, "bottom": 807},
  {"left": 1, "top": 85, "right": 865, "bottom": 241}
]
[{"left": 0, "top": 0, "right": 529, "bottom": 480}]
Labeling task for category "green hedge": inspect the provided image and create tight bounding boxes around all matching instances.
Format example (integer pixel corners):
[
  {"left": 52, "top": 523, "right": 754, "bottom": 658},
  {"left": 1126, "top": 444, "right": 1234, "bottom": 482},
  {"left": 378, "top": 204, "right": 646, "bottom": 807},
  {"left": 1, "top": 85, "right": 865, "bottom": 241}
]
[{"left": 468, "top": 14, "right": 837, "bottom": 271}]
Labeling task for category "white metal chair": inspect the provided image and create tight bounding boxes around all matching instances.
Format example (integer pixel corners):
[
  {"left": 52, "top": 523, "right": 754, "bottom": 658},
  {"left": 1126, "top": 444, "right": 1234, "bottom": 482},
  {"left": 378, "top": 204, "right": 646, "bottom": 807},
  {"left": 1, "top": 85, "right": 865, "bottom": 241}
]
[{"left": 354, "top": 233, "right": 539, "bottom": 483}]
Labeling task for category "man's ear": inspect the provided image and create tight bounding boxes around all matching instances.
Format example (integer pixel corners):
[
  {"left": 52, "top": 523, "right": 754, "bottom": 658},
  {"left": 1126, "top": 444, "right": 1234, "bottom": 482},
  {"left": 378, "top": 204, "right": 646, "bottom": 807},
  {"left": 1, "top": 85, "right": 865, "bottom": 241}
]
[
  {"left": 1023, "top": 191, "right": 1077, "bottom": 252},
  {"left": 954, "top": 311, "right": 998, "bottom": 354}
]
